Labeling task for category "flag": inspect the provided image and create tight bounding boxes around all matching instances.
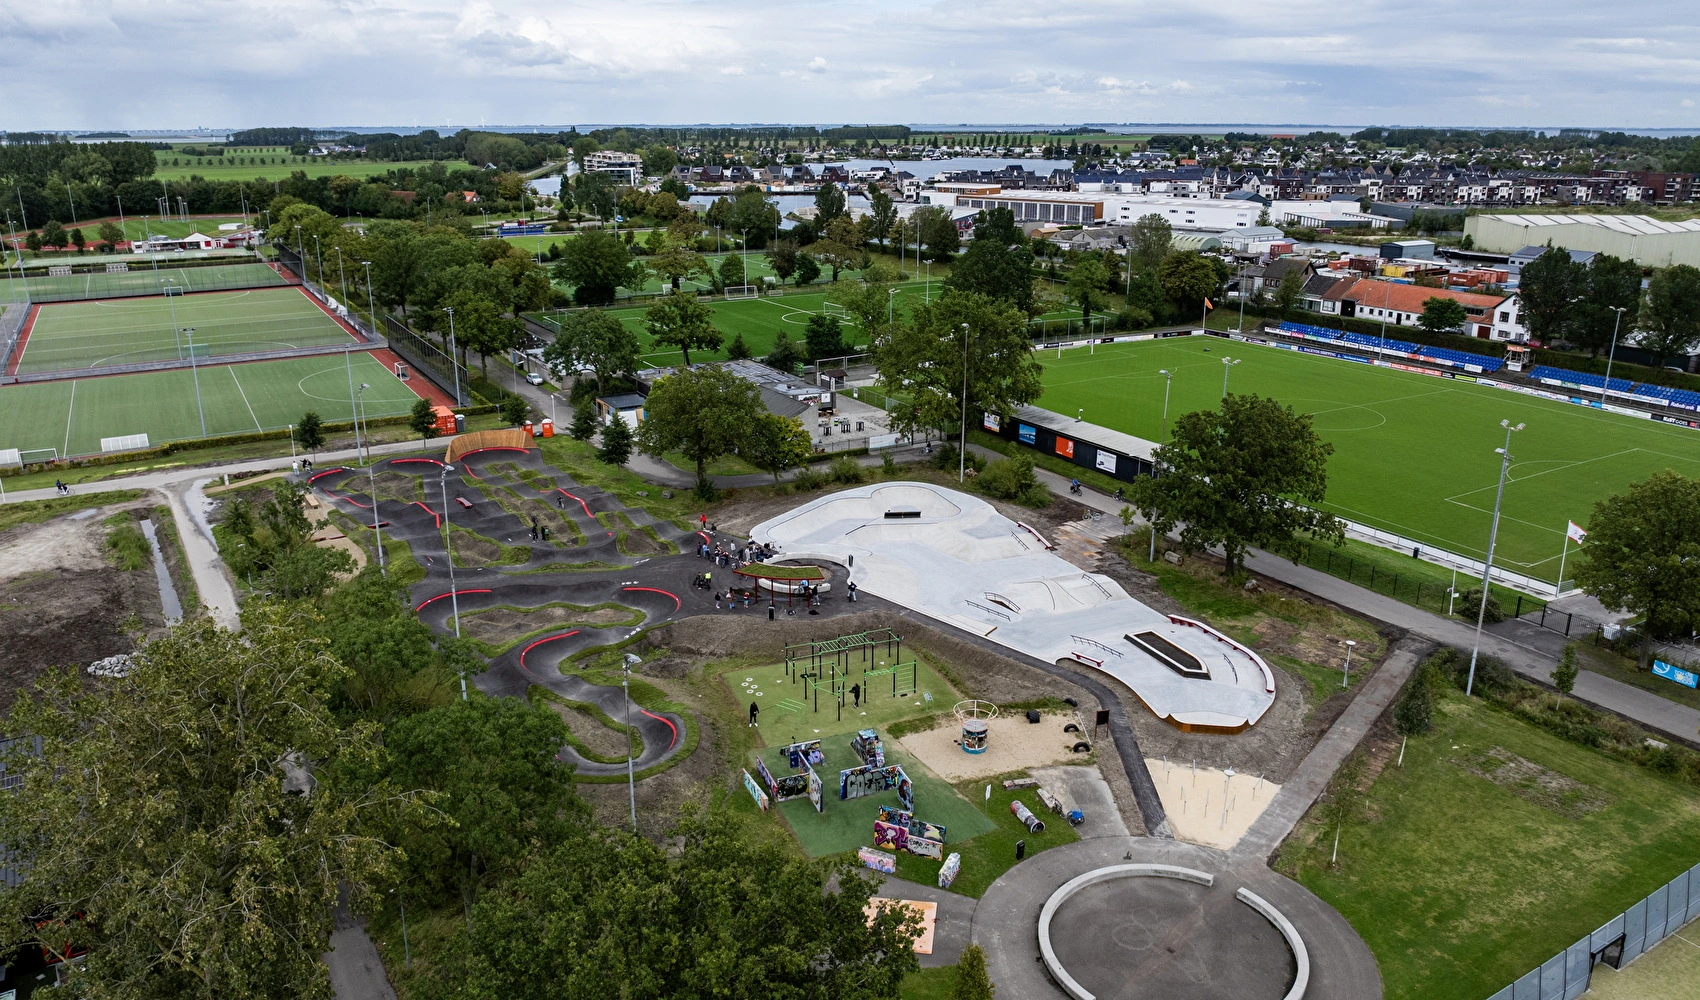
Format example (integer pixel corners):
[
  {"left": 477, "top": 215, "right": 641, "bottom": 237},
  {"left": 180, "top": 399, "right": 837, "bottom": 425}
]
[
  {"left": 1566, "top": 521, "right": 1588, "bottom": 543},
  {"left": 1204, "top": 298, "right": 1214, "bottom": 311}
]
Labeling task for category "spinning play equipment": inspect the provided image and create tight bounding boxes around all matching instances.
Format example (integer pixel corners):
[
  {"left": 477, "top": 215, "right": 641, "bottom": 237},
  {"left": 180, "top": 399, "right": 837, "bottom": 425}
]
[{"left": 954, "top": 699, "right": 999, "bottom": 755}]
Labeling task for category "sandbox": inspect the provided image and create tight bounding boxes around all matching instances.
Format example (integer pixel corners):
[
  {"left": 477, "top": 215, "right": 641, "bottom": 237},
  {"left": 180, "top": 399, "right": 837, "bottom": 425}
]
[
  {"left": 899, "top": 715, "right": 1086, "bottom": 782},
  {"left": 1145, "top": 757, "right": 1282, "bottom": 851}
]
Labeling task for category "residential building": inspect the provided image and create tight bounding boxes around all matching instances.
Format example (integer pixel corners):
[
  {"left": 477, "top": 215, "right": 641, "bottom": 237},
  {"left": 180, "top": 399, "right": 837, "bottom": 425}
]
[
  {"left": 584, "top": 150, "right": 642, "bottom": 185},
  {"left": 1323, "top": 277, "right": 1508, "bottom": 334}
]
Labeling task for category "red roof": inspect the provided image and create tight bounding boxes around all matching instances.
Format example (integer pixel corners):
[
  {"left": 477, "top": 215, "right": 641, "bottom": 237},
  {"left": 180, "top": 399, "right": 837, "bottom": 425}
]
[{"left": 1343, "top": 279, "right": 1505, "bottom": 314}]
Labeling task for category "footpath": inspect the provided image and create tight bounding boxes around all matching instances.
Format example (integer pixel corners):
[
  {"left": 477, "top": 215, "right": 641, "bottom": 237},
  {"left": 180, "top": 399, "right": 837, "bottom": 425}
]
[{"left": 1018, "top": 460, "right": 1700, "bottom": 744}]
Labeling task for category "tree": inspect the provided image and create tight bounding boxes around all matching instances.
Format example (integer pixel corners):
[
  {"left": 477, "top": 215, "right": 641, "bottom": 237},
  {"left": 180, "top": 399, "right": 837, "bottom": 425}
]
[
  {"left": 499, "top": 394, "right": 530, "bottom": 426},
  {"left": 69, "top": 227, "right": 86, "bottom": 253},
  {"left": 24, "top": 229, "right": 42, "bottom": 253},
  {"left": 745, "top": 412, "right": 814, "bottom": 482},
  {"left": 637, "top": 363, "right": 764, "bottom": 495},
  {"left": 552, "top": 229, "right": 642, "bottom": 306},
  {"left": 1127, "top": 213, "right": 1172, "bottom": 276},
  {"left": 1574, "top": 470, "right": 1700, "bottom": 666},
  {"left": 1516, "top": 246, "right": 1583, "bottom": 344},
  {"left": 543, "top": 308, "right": 640, "bottom": 397},
  {"left": 0, "top": 606, "right": 403, "bottom": 998},
  {"left": 295, "top": 410, "right": 326, "bottom": 455},
  {"left": 640, "top": 144, "right": 677, "bottom": 177},
  {"left": 1066, "top": 255, "right": 1110, "bottom": 322},
  {"left": 947, "top": 209, "right": 1035, "bottom": 314},
  {"left": 952, "top": 943, "right": 997, "bottom": 1000},
  {"left": 867, "top": 187, "right": 898, "bottom": 249},
  {"left": 814, "top": 181, "right": 847, "bottom": 229},
  {"left": 645, "top": 292, "right": 723, "bottom": 365},
  {"left": 1418, "top": 295, "right": 1468, "bottom": 335},
  {"left": 1551, "top": 644, "right": 1579, "bottom": 706},
  {"left": 314, "top": 570, "right": 475, "bottom": 724},
  {"left": 1158, "top": 251, "right": 1222, "bottom": 314},
  {"left": 409, "top": 396, "right": 443, "bottom": 444},
  {"left": 595, "top": 412, "right": 634, "bottom": 465},
  {"left": 717, "top": 252, "right": 745, "bottom": 290},
  {"left": 726, "top": 187, "right": 780, "bottom": 248},
  {"left": 874, "top": 289, "right": 1042, "bottom": 442},
  {"left": 766, "top": 241, "right": 799, "bottom": 283},
  {"left": 569, "top": 403, "right": 599, "bottom": 441},
  {"left": 1393, "top": 662, "right": 1435, "bottom": 736},
  {"left": 725, "top": 331, "right": 753, "bottom": 359},
  {"left": 383, "top": 698, "right": 584, "bottom": 912},
  {"left": 442, "top": 292, "right": 515, "bottom": 374},
  {"left": 805, "top": 313, "right": 848, "bottom": 361},
  {"left": 572, "top": 170, "right": 618, "bottom": 221},
  {"left": 914, "top": 206, "right": 959, "bottom": 261},
  {"left": 415, "top": 811, "right": 918, "bottom": 1000},
  {"left": 97, "top": 220, "right": 124, "bottom": 244},
  {"left": 648, "top": 239, "right": 708, "bottom": 292},
  {"left": 1571, "top": 254, "right": 1644, "bottom": 356},
  {"left": 814, "top": 216, "right": 863, "bottom": 281},
  {"left": 1129, "top": 393, "right": 1344, "bottom": 579},
  {"left": 1639, "top": 264, "right": 1700, "bottom": 365},
  {"left": 765, "top": 331, "right": 806, "bottom": 373},
  {"left": 40, "top": 219, "right": 67, "bottom": 249},
  {"left": 795, "top": 252, "right": 822, "bottom": 286}
]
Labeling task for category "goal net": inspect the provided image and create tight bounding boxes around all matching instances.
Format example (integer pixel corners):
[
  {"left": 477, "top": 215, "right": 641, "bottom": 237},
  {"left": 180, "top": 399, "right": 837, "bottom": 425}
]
[
  {"left": 822, "top": 301, "right": 849, "bottom": 319},
  {"left": 48, "top": 265, "right": 73, "bottom": 277},
  {"left": 100, "top": 434, "right": 151, "bottom": 453},
  {"left": 723, "top": 285, "right": 759, "bottom": 300},
  {"left": 105, "top": 262, "right": 130, "bottom": 273}
]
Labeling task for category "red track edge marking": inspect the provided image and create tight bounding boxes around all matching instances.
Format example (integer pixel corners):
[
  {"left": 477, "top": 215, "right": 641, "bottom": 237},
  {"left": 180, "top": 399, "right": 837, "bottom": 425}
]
[
  {"left": 622, "top": 586, "right": 680, "bottom": 611},
  {"left": 518, "top": 630, "right": 581, "bottom": 670},
  {"left": 412, "top": 588, "right": 492, "bottom": 612},
  {"left": 639, "top": 708, "right": 680, "bottom": 750}
]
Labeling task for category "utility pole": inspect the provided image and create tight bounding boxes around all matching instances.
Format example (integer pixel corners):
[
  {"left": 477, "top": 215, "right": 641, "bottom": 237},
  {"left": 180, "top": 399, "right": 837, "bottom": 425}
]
[
  {"left": 1466, "top": 420, "right": 1525, "bottom": 697},
  {"left": 440, "top": 465, "right": 467, "bottom": 700},
  {"left": 958, "top": 323, "right": 970, "bottom": 482}
]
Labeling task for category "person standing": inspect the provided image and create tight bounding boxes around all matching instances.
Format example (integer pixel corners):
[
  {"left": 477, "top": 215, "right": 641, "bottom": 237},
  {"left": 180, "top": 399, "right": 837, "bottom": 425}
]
[
  {"left": 848, "top": 581, "right": 858, "bottom": 602},
  {"left": 748, "top": 702, "right": 760, "bottom": 727},
  {"left": 850, "top": 683, "right": 861, "bottom": 708}
]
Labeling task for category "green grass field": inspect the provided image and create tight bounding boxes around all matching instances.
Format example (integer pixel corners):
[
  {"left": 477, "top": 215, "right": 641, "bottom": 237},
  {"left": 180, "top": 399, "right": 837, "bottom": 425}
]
[
  {"left": 18, "top": 287, "right": 355, "bottom": 373},
  {"left": 151, "top": 158, "right": 440, "bottom": 182},
  {"left": 11, "top": 260, "right": 286, "bottom": 305},
  {"left": 1036, "top": 336, "right": 1700, "bottom": 574},
  {"left": 0, "top": 352, "right": 420, "bottom": 457},
  {"left": 1276, "top": 690, "right": 1700, "bottom": 1000}
]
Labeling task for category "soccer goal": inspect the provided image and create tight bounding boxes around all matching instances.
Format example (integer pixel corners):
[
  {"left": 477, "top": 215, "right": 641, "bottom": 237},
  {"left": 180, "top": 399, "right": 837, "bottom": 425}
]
[
  {"left": 19, "top": 448, "right": 58, "bottom": 465},
  {"left": 48, "top": 265, "right": 73, "bottom": 277},
  {"left": 724, "top": 285, "right": 759, "bottom": 300},
  {"left": 822, "top": 301, "right": 850, "bottom": 319}
]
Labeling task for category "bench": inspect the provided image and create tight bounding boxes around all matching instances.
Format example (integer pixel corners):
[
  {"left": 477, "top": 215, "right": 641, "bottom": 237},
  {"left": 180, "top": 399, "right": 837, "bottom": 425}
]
[
  {"left": 454, "top": 496, "right": 474, "bottom": 509},
  {"left": 304, "top": 494, "right": 322, "bottom": 509}
]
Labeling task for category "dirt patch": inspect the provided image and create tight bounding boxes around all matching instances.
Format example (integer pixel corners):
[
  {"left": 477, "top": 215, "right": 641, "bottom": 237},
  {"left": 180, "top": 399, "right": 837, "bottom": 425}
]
[
  {"left": 543, "top": 701, "right": 634, "bottom": 759},
  {"left": 0, "top": 566, "right": 164, "bottom": 713},
  {"left": 460, "top": 605, "right": 637, "bottom": 645},
  {"left": 573, "top": 671, "right": 730, "bottom": 840},
  {"left": 0, "top": 510, "right": 113, "bottom": 582},
  {"left": 449, "top": 529, "right": 506, "bottom": 568},
  {"left": 1454, "top": 746, "right": 1610, "bottom": 819},
  {"left": 335, "top": 470, "right": 423, "bottom": 506},
  {"left": 489, "top": 486, "right": 582, "bottom": 546}
]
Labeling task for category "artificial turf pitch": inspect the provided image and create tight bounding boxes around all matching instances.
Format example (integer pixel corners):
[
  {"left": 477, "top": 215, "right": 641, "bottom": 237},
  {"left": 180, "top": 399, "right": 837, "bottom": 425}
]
[
  {"left": 16, "top": 286, "right": 354, "bottom": 374},
  {"left": 0, "top": 352, "right": 422, "bottom": 458},
  {"left": 1035, "top": 336, "right": 1700, "bottom": 575},
  {"left": 10, "top": 260, "right": 288, "bottom": 304}
]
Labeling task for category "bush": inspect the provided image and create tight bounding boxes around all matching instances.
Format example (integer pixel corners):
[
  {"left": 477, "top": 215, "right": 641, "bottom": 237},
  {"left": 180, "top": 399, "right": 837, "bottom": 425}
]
[
  {"left": 1393, "top": 661, "right": 1437, "bottom": 736},
  {"left": 791, "top": 466, "right": 824, "bottom": 492},
  {"left": 932, "top": 442, "right": 985, "bottom": 475},
  {"left": 977, "top": 453, "right": 1038, "bottom": 501},
  {"left": 829, "top": 456, "right": 864, "bottom": 485},
  {"left": 105, "top": 515, "right": 151, "bottom": 571},
  {"left": 1455, "top": 588, "right": 1505, "bottom": 624}
]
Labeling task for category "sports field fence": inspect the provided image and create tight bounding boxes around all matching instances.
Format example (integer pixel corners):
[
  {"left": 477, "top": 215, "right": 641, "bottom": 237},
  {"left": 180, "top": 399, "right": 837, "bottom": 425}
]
[
  {"left": 0, "top": 302, "right": 25, "bottom": 382},
  {"left": 1484, "top": 861, "right": 1699, "bottom": 1000},
  {"left": 9, "top": 256, "right": 289, "bottom": 304},
  {"left": 381, "top": 314, "right": 469, "bottom": 407}
]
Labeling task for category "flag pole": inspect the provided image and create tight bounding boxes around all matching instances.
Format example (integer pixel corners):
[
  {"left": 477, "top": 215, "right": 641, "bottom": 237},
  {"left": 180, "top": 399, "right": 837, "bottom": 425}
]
[{"left": 1555, "top": 533, "right": 1569, "bottom": 594}]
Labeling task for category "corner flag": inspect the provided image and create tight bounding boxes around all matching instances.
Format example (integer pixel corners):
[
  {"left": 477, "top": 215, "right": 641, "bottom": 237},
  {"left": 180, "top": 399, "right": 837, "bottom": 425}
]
[
  {"left": 1566, "top": 521, "right": 1588, "bottom": 544},
  {"left": 1204, "top": 298, "right": 1214, "bottom": 311}
]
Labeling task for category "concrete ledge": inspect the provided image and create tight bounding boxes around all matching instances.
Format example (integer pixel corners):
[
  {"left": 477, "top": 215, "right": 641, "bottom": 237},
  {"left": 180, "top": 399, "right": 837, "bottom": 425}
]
[
  {"left": 1037, "top": 864, "right": 1215, "bottom": 1000},
  {"left": 1236, "top": 886, "right": 1310, "bottom": 1000}
]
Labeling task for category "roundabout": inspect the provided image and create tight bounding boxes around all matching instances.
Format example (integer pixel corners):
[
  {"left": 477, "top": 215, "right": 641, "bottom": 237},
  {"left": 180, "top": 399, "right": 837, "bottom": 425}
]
[{"left": 973, "top": 838, "right": 1380, "bottom": 1000}]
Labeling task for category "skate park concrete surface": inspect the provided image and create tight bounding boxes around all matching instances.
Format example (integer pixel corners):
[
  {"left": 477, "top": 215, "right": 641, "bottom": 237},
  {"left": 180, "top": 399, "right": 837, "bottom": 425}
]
[
  {"left": 974, "top": 838, "right": 1380, "bottom": 1000},
  {"left": 306, "top": 447, "right": 704, "bottom": 775},
  {"left": 751, "top": 483, "right": 1276, "bottom": 732}
]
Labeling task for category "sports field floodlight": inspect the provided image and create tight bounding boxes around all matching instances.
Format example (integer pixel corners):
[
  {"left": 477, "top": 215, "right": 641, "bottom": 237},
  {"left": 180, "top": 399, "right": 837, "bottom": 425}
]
[
  {"left": 445, "top": 306, "right": 464, "bottom": 407},
  {"left": 439, "top": 463, "right": 467, "bottom": 700},
  {"left": 1601, "top": 306, "right": 1628, "bottom": 405},
  {"left": 1151, "top": 368, "right": 1176, "bottom": 563},
  {"left": 1220, "top": 356, "right": 1241, "bottom": 398},
  {"left": 358, "top": 384, "right": 384, "bottom": 576},
  {"left": 362, "top": 261, "right": 375, "bottom": 334},
  {"left": 183, "top": 328, "right": 205, "bottom": 439},
  {"left": 1465, "top": 420, "right": 1525, "bottom": 697},
  {"left": 959, "top": 322, "right": 970, "bottom": 483}
]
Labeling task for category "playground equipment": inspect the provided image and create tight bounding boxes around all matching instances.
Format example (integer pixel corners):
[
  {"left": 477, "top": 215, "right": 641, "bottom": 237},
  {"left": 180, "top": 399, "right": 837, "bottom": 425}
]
[
  {"left": 1011, "top": 799, "right": 1046, "bottom": 833},
  {"left": 783, "top": 629, "right": 913, "bottom": 722},
  {"left": 954, "top": 700, "right": 1000, "bottom": 756}
]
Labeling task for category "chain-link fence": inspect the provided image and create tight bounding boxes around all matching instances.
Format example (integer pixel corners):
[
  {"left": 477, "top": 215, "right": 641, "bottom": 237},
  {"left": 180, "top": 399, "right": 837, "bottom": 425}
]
[
  {"left": 1486, "top": 862, "right": 1699, "bottom": 1000},
  {"left": 381, "top": 314, "right": 468, "bottom": 407}
]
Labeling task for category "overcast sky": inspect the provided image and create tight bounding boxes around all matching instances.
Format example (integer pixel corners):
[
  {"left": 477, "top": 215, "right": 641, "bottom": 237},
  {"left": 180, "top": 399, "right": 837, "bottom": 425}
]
[{"left": 2, "top": 0, "right": 1697, "bottom": 132}]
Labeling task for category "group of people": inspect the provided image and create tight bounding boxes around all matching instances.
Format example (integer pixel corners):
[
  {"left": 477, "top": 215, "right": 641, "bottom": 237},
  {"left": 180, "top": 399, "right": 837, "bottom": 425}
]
[
  {"left": 528, "top": 517, "right": 550, "bottom": 542},
  {"left": 290, "top": 458, "right": 316, "bottom": 475}
]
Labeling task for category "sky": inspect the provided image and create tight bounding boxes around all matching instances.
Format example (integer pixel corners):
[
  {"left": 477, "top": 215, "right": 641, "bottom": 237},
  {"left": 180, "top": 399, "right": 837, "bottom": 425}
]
[{"left": 2, "top": 0, "right": 1697, "bottom": 132}]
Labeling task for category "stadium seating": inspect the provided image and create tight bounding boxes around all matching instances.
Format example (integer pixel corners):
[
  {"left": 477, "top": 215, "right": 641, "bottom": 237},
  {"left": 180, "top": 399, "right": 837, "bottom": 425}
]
[
  {"left": 1527, "top": 365, "right": 1700, "bottom": 409},
  {"left": 1276, "top": 322, "right": 1504, "bottom": 373}
]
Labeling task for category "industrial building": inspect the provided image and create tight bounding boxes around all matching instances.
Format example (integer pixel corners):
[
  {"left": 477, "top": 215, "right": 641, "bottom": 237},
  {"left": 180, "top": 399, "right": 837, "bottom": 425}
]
[{"left": 1464, "top": 214, "right": 1700, "bottom": 268}]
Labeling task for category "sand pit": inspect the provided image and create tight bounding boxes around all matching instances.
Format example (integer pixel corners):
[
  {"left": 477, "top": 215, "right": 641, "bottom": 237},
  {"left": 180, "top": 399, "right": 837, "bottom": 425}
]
[
  {"left": 898, "top": 715, "right": 1086, "bottom": 782},
  {"left": 1146, "top": 757, "right": 1281, "bottom": 851},
  {"left": 866, "top": 898, "right": 937, "bottom": 954}
]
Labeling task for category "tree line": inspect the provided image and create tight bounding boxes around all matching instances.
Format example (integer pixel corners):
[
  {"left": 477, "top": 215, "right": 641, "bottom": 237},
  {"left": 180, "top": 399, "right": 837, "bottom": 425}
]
[{"left": 1517, "top": 247, "right": 1700, "bottom": 365}]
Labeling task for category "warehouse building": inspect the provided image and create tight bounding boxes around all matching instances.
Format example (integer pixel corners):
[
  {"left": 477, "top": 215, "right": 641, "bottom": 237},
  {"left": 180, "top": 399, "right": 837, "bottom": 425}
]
[{"left": 1464, "top": 214, "right": 1700, "bottom": 268}]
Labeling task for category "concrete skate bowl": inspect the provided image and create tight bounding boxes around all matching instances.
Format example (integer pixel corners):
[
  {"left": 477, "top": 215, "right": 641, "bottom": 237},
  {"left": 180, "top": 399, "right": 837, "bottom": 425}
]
[
  {"left": 760, "top": 483, "right": 964, "bottom": 544},
  {"left": 1039, "top": 865, "right": 1306, "bottom": 1000}
]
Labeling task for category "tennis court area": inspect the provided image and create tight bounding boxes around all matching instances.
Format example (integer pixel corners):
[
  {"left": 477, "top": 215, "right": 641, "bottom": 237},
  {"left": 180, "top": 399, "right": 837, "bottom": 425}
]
[
  {"left": 10, "top": 260, "right": 288, "bottom": 304},
  {"left": 0, "top": 352, "right": 423, "bottom": 459},
  {"left": 14, "top": 287, "right": 356, "bottom": 375},
  {"left": 1036, "top": 335, "right": 1700, "bottom": 574}
]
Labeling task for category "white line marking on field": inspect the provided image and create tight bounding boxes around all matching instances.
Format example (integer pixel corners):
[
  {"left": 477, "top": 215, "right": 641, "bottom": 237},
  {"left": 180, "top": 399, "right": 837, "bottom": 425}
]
[
  {"left": 229, "top": 365, "right": 262, "bottom": 431},
  {"left": 63, "top": 380, "right": 76, "bottom": 456}
]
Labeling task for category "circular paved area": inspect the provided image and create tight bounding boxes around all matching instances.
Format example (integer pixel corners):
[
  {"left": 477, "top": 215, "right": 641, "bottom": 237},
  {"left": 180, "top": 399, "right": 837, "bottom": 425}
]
[{"left": 974, "top": 838, "right": 1381, "bottom": 1000}]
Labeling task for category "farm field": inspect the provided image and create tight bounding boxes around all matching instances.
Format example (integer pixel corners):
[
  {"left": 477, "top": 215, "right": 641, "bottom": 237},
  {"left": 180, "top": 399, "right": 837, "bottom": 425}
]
[
  {"left": 16, "top": 287, "right": 356, "bottom": 374},
  {"left": 10, "top": 260, "right": 287, "bottom": 304},
  {"left": 0, "top": 352, "right": 421, "bottom": 458},
  {"left": 1035, "top": 335, "right": 1700, "bottom": 574}
]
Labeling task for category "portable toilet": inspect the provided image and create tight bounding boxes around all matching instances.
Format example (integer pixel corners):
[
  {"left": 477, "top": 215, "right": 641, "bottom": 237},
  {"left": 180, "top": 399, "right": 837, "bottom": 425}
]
[
  {"left": 961, "top": 718, "right": 988, "bottom": 755},
  {"left": 541, "top": 418, "right": 554, "bottom": 438},
  {"left": 523, "top": 420, "right": 534, "bottom": 437}
]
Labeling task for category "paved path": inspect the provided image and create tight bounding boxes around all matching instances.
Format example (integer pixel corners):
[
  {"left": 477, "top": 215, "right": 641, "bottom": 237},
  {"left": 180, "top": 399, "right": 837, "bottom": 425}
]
[
  {"left": 1025, "top": 463, "right": 1700, "bottom": 743},
  {"left": 322, "top": 892, "right": 396, "bottom": 1000}
]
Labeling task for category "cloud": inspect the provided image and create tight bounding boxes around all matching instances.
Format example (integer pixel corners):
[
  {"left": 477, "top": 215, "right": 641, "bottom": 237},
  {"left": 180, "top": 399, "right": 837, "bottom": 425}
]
[{"left": 0, "top": 1, "right": 1697, "bottom": 128}]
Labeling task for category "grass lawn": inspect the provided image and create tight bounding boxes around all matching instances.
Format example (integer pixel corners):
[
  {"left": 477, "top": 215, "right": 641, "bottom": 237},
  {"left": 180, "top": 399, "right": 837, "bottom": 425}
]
[
  {"left": 722, "top": 657, "right": 956, "bottom": 746},
  {"left": 19, "top": 287, "right": 353, "bottom": 373},
  {"left": 0, "top": 352, "right": 423, "bottom": 457},
  {"left": 898, "top": 966, "right": 957, "bottom": 1000},
  {"left": 1275, "top": 689, "right": 1700, "bottom": 1000},
  {"left": 1037, "top": 335, "right": 1700, "bottom": 573},
  {"left": 0, "top": 489, "right": 144, "bottom": 533},
  {"left": 150, "top": 158, "right": 440, "bottom": 182},
  {"left": 13, "top": 260, "right": 287, "bottom": 304}
]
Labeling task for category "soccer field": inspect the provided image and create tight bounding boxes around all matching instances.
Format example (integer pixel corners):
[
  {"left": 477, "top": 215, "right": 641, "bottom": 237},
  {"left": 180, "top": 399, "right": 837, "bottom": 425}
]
[
  {"left": 532, "top": 281, "right": 940, "bottom": 368},
  {"left": 0, "top": 353, "right": 421, "bottom": 458},
  {"left": 12, "top": 260, "right": 288, "bottom": 304},
  {"left": 16, "top": 287, "right": 356, "bottom": 374},
  {"left": 1036, "top": 336, "right": 1700, "bottom": 575}
]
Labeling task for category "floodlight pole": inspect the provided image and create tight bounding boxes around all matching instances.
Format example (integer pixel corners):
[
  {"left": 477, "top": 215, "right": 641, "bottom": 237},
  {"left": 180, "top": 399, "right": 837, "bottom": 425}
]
[
  {"left": 959, "top": 322, "right": 970, "bottom": 482},
  {"left": 624, "top": 655, "right": 638, "bottom": 833},
  {"left": 1151, "top": 368, "right": 1173, "bottom": 563},
  {"left": 362, "top": 260, "right": 375, "bottom": 334},
  {"left": 312, "top": 234, "right": 323, "bottom": 287},
  {"left": 163, "top": 279, "right": 182, "bottom": 359},
  {"left": 344, "top": 348, "right": 363, "bottom": 459},
  {"left": 335, "top": 246, "right": 346, "bottom": 296},
  {"left": 1221, "top": 356, "right": 1240, "bottom": 398},
  {"left": 185, "top": 328, "right": 206, "bottom": 438},
  {"left": 445, "top": 306, "right": 464, "bottom": 406},
  {"left": 360, "top": 384, "right": 385, "bottom": 576},
  {"left": 440, "top": 465, "right": 467, "bottom": 700},
  {"left": 1601, "top": 306, "right": 1627, "bottom": 405},
  {"left": 1466, "top": 420, "right": 1524, "bottom": 697}
]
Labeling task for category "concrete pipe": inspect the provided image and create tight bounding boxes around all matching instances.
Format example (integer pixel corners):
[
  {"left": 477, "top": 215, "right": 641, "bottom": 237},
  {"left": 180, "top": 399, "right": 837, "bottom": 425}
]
[{"left": 1010, "top": 799, "right": 1046, "bottom": 833}]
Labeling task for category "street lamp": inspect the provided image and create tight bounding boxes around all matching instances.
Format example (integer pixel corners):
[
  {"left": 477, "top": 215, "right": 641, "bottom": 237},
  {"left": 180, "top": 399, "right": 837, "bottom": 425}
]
[
  {"left": 1601, "top": 305, "right": 1628, "bottom": 405},
  {"left": 312, "top": 234, "right": 323, "bottom": 286},
  {"left": 958, "top": 322, "right": 970, "bottom": 482},
  {"left": 438, "top": 464, "right": 467, "bottom": 700},
  {"left": 1341, "top": 639, "right": 1356, "bottom": 687},
  {"left": 344, "top": 348, "right": 363, "bottom": 460},
  {"left": 1465, "top": 419, "right": 1525, "bottom": 697},
  {"left": 1150, "top": 368, "right": 1175, "bottom": 563},
  {"left": 623, "top": 652, "right": 641, "bottom": 833},
  {"left": 359, "top": 384, "right": 385, "bottom": 576},
  {"left": 391, "top": 889, "right": 410, "bottom": 968},
  {"left": 361, "top": 260, "right": 375, "bottom": 334},
  {"left": 445, "top": 306, "right": 464, "bottom": 407},
  {"left": 1221, "top": 356, "right": 1241, "bottom": 398},
  {"left": 888, "top": 286, "right": 898, "bottom": 332},
  {"left": 184, "top": 328, "right": 206, "bottom": 438}
]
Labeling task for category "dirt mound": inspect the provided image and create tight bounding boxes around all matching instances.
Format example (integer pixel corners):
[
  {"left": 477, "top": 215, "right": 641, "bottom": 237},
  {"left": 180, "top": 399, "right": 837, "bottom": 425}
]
[{"left": 0, "top": 512, "right": 111, "bottom": 582}]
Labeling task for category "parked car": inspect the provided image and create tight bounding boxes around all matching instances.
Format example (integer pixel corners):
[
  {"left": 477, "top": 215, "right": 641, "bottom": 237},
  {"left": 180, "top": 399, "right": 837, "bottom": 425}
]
[{"left": 525, "top": 371, "right": 545, "bottom": 386}]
